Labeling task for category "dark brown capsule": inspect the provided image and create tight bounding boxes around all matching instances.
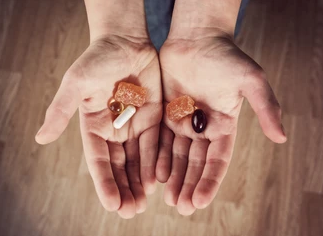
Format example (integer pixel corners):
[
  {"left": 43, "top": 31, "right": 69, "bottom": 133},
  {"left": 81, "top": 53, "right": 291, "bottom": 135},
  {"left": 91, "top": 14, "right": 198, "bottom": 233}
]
[{"left": 191, "top": 109, "right": 207, "bottom": 133}]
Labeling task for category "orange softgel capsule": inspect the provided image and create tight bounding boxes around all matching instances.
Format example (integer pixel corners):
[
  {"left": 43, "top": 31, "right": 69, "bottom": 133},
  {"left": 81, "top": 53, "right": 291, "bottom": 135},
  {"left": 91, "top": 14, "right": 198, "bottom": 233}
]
[
  {"left": 115, "top": 82, "right": 147, "bottom": 107},
  {"left": 108, "top": 99, "right": 125, "bottom": 115},
  {"left": 166, "top": 95, "right": 195, "bottom": 121}
]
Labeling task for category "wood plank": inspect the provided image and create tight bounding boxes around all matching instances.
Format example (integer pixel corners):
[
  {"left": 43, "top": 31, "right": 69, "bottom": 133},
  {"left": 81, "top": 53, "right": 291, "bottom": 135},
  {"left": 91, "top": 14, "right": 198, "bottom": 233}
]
[
  {"left": 301, "top": 192, "right": 323, "bottom": 236},
  {"left": 0, "top": 0, "right": 322, "bottom": 235}
]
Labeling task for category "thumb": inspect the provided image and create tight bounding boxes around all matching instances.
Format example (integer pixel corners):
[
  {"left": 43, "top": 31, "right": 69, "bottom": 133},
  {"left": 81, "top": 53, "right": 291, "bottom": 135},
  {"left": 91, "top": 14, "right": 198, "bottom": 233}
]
[
  {"left": 35, "top": 76, "right": 82, "bottom": 145},
  {"left": 241, "top": 69, "right": 287, "bottom": 143}
]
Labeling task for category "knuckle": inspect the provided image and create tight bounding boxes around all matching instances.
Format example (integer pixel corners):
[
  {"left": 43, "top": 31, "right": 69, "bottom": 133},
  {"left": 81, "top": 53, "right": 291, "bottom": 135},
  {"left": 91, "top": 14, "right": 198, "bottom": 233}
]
[
  {"left": 245, "top": 65, "right": 267, "bottom": 87},
  {"left": 159, "top": 140, "right": 172, "bottom": 148},
  {"left": 46, "top": 105, "right": 69, "bottom": 122},
  {"left": 173, "top": 152, "right": 188, "bottom": 161},
  {"left": 100, "top": 177, "right": 116, "bottom": 188},
  {"left": 200, "top": 177, "right": 220, "bottom": 187},
  {"left": 110, "top": 161, "right": 125, "bottom": 170},
  {"left": 205, "top": 158, "right": 229, "bottom": 180},
  {"left": 128, "top": 177, "right": 141, "bottom": 185},
  {"left": 126, "top": 159, "right": 140, "bottom": 168},
  {"left": 250, "top": 65, "right": 266, "bottom": 80},
  {"left": 143, "top": 140, "right": 159, "bottom": 150},
  {"left": 64, "top": 65, "right": 83, "bottom": 81},
  {"left": 63, "top": 64, "right": 86, "bottom": 92},
  {"left": 182, "top": 182, "right": 197, "bottom": 189},
  {"left": 92, "top": 157, "right": 109, "bottom": 165},
  {"left": 188, "top": 158, "right": 206, "bottom": 168},
  {"left": 206, "top": 158, "right": 228, "bottom": 168}
]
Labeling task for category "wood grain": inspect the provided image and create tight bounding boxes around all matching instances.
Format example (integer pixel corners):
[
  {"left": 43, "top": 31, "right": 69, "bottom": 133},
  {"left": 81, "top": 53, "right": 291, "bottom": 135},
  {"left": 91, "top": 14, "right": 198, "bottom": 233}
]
[
  {"left": 301, "top": 192, "right": 323, "bottom": 236},
  {"left": 0, "top": 0, "right": 322, "bottom": 235}
]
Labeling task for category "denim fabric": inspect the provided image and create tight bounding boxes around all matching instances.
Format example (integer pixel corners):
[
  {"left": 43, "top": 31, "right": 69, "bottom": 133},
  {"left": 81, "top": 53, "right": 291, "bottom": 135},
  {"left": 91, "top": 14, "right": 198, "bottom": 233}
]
[
  {"left": 235, "top": 0, "right": 250, "bottom": 37},
  {"left": 145, "top": 0, "right": 250, "bottom": 51}
]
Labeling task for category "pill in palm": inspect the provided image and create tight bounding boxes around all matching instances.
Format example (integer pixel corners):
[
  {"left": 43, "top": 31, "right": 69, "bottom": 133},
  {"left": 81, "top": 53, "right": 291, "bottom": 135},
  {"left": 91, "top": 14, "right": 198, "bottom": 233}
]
[
  {"left": 167, "top": 95, "right": 207, "bottom": 133},
  {"left": 191, "top": 109, "right": 207, "bottom": 133},
  {"left": 113, "top": 105, "right": 136, "bottom": 129},
  {"left": 108, "top": 99, "right": 124, "bottom": 115},
  {"left": 115, "top": 82, "right": 147, "bottom": 107},
  {"left": 166, "top": 95, "right": 195, "bottom": 121}
]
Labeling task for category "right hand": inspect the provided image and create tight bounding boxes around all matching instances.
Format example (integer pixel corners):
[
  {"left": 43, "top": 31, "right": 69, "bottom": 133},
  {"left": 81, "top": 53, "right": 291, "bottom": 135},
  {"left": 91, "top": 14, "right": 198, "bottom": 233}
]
[
  {"left": 35, "top": 35, "right": 162, "bottom": 219},
  {"left": 157, "top": 32, "right": 286, "bottom": 215}
]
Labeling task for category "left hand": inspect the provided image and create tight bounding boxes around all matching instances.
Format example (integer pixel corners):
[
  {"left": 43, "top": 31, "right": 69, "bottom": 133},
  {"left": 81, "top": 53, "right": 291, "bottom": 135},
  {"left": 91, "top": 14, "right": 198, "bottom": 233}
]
[
  {"left": 36, "top": 35, "right": 162, "bottom": 219},
  {"left": 157, "top": 32, "right": 286, "bottom": 215}
]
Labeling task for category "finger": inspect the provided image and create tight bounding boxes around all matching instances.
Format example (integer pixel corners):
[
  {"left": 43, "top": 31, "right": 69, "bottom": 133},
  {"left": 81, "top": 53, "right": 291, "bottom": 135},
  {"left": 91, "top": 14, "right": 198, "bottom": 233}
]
[
  {"left": 164, "top": 136, "right": 191, "bottom": 206},
  {"left": 192, "top": 135, "right": 234, "bottom": 209},
  {"left": 242, "top": 71, "right": 286, "bottom": 143},
  {"left": 139, "top": 124, "right": 160, "bottom": 195},
  {"left": 124, "top": 139, "right": 147, "bottom": 214},
  {"left": 156, "top": 123, "right": 174, "bottom": 183},
  {"left": 108, "top": 141, "right": 136, "bottom": 219},
  {"left": 177, "top": 139, "right": 209, "bottom": 215},
  {"left": 35, "top": 77, "right": 81, "bottom": 144},
  {"left": 79, "top": 114, "right": 120, "bottom": 212}
]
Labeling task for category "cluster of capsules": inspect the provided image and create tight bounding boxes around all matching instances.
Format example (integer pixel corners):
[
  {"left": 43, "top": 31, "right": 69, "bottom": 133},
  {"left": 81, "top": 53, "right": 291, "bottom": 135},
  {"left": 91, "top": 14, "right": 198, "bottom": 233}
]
[
  {"left": 166, "top": 95, "right": 207, "bottom": 133},
  {"left": 109, "top": 83, "right": 206, "bottom": 133},
  {"left": 109, "top": 82, "right": 147, "bottom": 129}
]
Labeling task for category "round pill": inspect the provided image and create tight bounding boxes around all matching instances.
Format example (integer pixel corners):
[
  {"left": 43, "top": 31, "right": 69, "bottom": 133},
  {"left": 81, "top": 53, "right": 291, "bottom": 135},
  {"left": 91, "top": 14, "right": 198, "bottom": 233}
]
[{"left": 108, "top": 99, "right": 125, "bottom": 115}]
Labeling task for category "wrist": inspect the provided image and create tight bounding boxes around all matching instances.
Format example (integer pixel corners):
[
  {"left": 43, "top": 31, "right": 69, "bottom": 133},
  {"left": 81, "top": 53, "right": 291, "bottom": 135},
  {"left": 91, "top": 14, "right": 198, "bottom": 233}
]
[
  {"left": 168, "top": 0, "right": 241, "bottom": 40},
  {"left": 84, "top": 0, "right": 149, "bottom": 43}
]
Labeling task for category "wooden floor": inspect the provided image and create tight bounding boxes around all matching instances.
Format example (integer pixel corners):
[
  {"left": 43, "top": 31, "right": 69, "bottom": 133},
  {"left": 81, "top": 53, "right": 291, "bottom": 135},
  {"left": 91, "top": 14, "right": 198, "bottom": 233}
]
[{"left": 1, "top": 0, "right": 323, "bottom": 235}]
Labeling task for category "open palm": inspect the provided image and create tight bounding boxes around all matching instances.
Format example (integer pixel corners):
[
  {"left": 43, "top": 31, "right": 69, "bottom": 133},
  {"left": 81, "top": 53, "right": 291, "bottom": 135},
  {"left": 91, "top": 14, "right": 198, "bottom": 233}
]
[
  {"left": 157, "top": 36, "right": 286, "bottom": 215},
  {"left": 36, "top": 36, "right": 162, "bottom": 219}
]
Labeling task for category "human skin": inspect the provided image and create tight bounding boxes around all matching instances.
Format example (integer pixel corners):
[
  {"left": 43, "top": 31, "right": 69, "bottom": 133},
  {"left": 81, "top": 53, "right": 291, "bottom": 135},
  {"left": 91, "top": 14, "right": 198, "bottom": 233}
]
[
  {"left": 35, "top": 0, "right": 162, "bottom": 219},
  {"left": 157, "top": 0, "right": 287, "bottom": 215}
]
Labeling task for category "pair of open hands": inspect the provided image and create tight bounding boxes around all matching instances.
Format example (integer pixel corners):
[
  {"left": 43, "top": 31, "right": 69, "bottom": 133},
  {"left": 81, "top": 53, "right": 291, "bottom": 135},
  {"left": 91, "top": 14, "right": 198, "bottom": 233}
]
[{"left": 35, "top": 33, "right": 286, "bottom": 219}]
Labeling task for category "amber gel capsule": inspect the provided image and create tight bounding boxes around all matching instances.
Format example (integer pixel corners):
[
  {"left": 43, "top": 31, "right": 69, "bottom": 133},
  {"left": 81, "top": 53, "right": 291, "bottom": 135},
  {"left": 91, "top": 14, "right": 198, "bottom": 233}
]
[
  {"left": 108, "top": 99, "right": 125, "bottom": 115},
  {"left": 191, "top": 109, "right": 207, "bottom": 133}
]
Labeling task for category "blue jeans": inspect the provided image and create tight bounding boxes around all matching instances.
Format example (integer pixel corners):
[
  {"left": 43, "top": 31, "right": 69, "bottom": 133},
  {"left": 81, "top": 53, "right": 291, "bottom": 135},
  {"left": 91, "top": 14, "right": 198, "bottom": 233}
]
[{"left": 145, "top": 0, "right": 250, "bottom": 51}]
